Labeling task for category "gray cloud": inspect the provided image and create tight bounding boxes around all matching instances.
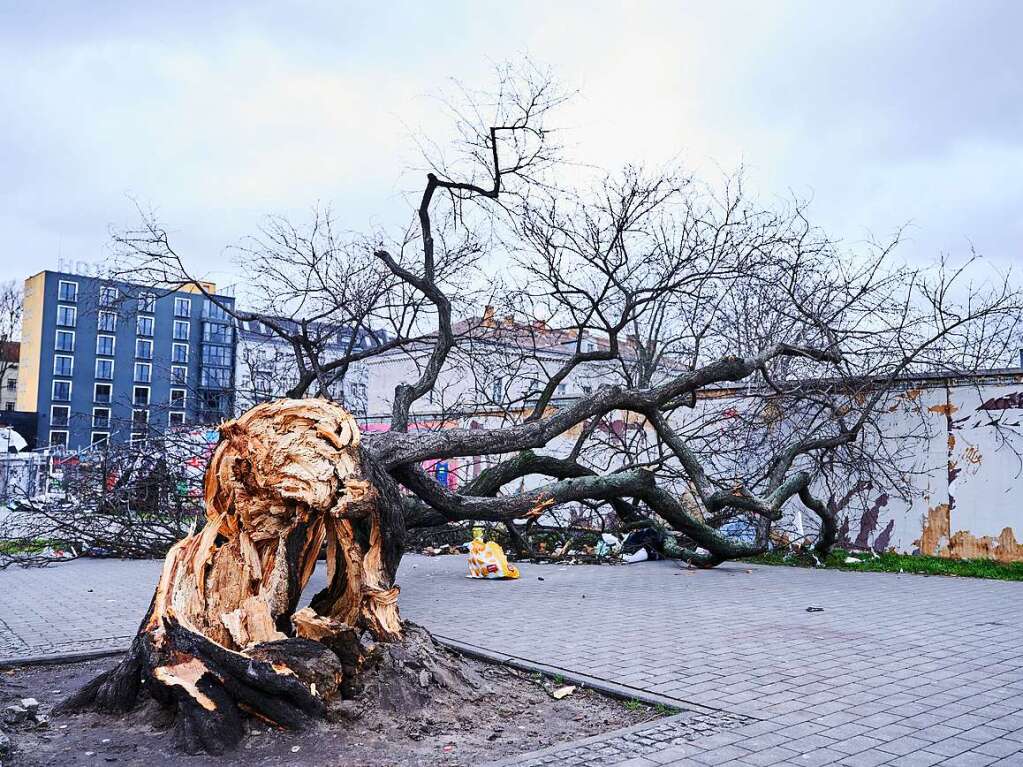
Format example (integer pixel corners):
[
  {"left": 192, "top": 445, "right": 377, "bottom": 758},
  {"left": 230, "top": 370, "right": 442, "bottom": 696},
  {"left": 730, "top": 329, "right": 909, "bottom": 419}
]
[{"left": 1, "top": 0, "right": 1020, "bottom": 288}]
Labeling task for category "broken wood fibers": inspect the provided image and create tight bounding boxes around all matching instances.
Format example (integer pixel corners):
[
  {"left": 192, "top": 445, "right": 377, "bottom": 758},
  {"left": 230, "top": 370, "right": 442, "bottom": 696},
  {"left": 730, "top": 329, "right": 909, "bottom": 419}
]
[{"left": 145, "top": 399, "right": 401, "bottom": 706}]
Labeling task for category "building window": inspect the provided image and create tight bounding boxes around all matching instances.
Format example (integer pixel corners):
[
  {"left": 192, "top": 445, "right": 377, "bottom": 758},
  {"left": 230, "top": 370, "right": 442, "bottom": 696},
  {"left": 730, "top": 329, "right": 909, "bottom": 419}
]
[
  {"left": 581, "top": 385, "right": 592, "bottom": 395},
  {"left": 96, "top": 335, "right": 115, "bottom": 356},
  {"left": 201, "top": 368, "right": 231, "bottom": 388},
  {"left": 93, "top": 407, "right": 111, "bottom": 428},
  {"left": 98, "top": 311, "right": 117, "bottom": 332},
  {"left": 200, "top": 390, "right": 231, "bottom": 419},
  {"left": 58, "top": 280, "right": 78, "bottom": 302},
  {"left": 203, "top": 300, "right": 229, "bottom": 321},
  {"left": 132, "top": 408, "right": 149, "bottom": 426},
  {"left": 5, "top": 379, "right": 14, "bottom": 391},
  {"left": 170, "top": 388, "right": 186, "bottom": 408},
  {"left": 94, "top": 383, "right": 112, "bottom": 403},
  {"left": 135, "top": 338, "right": 153, "bottom": 359},
  {"left": 202, "top": 322, "right": 232, "bottom": 344},
  {"left": 56, "top": 305, "right": 77, "bottom": 327},
  {"left": 50, "top": 405, "right": 70, "bottom": 427},
  {"left": 138, "top": 292, "right": 155, "bottom": 313},
  {"left": 133, "top": 386, "right": 150, "bottom": 407},
  {"left": 202, "top": 345, "right": 231, "bottom": 366},
  {"left": 169, "top": 411, "right": 185, "bottom": 427},
  {"left": 4, "top": 402, "right": 13, "bottom": 412},
  {"left": 130, "top": 432, "right": 145, "bottom": 445},
  {"left": 91, "top": 432, "right": 109, "bottom": 446},
  {"left": 173, "top": 320, "right": 190, "bottom": 341},
  {"left": 557, "top": 383, "right": 567, "bottom": 396},
  {"left": 54, "top": 330, "right": 75, "bottom": 352},
  {"left": 172, "top": 343, "right": 189, "bottom": 364},
  {"left": 99, "top": 286, "right": 118, "bottom": 307},
  {"left": 491, "top": 377, "right": 504, "bottom": 401},
  {"left": 49, "top": 430, "right": 68, "bottom": 449},
  {"left": 253, "top": 370, "right": 273, "bottom": 396},
  {"left": 174, "top": 297, "right": 191, "bottom": 318},
  {"left": 52, "top": 380, "right": 71, "bottom": 401},
  {"left": 136, "top": 316, "right": 154, "bottom": 337},
  {"left": 134, "top": 362, "right": 152, "bottom": 383},
  {"left": 171, "top": 365, "right": 188, "bottom": 385},
  {"left": 95, "top": 359, "right": 114, "bottom": 380},
  {"left": 53, "top": 355, "right": 74, "bottom": 377}
]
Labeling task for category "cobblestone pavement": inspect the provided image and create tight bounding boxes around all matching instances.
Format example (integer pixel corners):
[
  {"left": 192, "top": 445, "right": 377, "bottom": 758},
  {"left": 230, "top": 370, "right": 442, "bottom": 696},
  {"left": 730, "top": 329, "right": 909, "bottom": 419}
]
[{"left": 2, "top": 555, "right": 1022, "bottom": 765}]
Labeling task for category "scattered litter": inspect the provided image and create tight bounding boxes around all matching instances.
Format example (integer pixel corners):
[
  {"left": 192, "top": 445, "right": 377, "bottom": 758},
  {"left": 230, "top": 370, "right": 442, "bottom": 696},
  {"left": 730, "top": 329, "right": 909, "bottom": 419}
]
[
  {"left": 552, "top": 685, "right": 576, "bottom": 700},
  {"left": 537, "top": 576, "right": 545, "bottom": 581},
  {"left": 622, "top": 548, "right": 649, "bottom": 564},
  {"left": 421, "top": 544, "right": 462, "bottom": 556},
  {"left": 595, "top": 533, "right": 622, "bottom": 557},
  {"left": 467, "top": 527, "right": 520, "bottom": 579},
  {"left": 844, "top": 556, "right": 862, "bottom": 564},
  {"left": 291, "top": 745, "right": 301, "bottom": 753},
  {"left": 806, "top": 606, "right": 825, "bottom": 612},
  {"left": 621, "top": 526, "right": 667, "bottom": 562}
]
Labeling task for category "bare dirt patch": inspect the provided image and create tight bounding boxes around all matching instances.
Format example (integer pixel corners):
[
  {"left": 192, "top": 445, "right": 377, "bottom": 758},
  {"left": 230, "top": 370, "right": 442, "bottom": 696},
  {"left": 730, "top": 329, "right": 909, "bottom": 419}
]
[{"left": 1, "top": 651, "right": 656, "bottom": 766}]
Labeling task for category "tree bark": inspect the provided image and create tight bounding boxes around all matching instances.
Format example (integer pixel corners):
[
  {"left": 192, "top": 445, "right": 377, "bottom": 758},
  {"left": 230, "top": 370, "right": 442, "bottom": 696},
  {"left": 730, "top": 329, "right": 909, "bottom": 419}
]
[{"left": 60, "top": 399, "right": 406, "bottom": 753}]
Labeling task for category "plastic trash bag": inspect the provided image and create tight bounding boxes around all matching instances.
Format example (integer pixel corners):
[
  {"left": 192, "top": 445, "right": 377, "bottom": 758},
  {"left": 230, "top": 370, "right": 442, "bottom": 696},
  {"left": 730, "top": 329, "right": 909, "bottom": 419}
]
[
  {"left": 621, "top": 526, "right": 666, "bottom": 562},
  {"left": 467, "top": 528, "right": 520, "bottom": 579}
]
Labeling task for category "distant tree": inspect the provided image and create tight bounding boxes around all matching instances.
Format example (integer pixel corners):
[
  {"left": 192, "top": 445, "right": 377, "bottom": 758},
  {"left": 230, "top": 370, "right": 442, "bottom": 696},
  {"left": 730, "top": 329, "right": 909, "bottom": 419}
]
[{"left": 0, "top": 280, "right": 22, "bottom": 399}]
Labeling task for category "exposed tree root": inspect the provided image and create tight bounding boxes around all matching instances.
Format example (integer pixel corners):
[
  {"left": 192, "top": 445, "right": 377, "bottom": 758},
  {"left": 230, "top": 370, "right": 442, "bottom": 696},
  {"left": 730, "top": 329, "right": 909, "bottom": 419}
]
[{"left": 59, "top": 399, "right": 413, "bottom": 754}]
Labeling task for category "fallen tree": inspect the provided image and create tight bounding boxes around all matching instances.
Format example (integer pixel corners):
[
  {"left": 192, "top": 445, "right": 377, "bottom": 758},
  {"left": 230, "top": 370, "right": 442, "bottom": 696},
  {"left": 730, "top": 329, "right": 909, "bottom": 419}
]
[{"left": 66, "top": 62, "right": 1022, "bottom": 751}]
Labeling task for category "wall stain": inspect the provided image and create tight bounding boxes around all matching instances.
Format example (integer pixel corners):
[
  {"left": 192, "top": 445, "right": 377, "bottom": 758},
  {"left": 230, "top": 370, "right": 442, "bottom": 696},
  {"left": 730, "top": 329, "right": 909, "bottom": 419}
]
[
  {"left": 915, "top": 503, "right": 1023, "bottom": 562},
  {"left": 962, "top": 446, "right": 983, "bottom": 465}
]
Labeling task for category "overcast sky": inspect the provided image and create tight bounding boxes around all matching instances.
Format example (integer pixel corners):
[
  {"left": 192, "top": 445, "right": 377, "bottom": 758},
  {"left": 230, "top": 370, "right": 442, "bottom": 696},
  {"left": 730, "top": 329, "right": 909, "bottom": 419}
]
[{"left": 2, "top": 1, "right": 1021, "bottom": 292}]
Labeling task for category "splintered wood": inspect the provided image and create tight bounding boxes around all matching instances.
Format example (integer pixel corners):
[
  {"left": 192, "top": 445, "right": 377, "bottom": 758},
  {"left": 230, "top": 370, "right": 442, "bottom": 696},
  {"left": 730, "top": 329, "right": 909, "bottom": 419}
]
[
  {"left": 146, "top": 399, "right": 401, "bottom": 652},
  {"left": 62, "top": 399, "right": 405, "bottom": 752}
]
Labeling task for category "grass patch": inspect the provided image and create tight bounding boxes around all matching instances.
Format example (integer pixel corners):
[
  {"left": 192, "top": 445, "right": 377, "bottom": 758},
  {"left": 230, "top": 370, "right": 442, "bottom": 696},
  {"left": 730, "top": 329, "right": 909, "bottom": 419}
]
[
  {"left": 746, "top": 548, "right": 1023, "bottom": 581},
  {"left": 622, "top": 699, "right": 681, "bottom": 715},
  {"left": 0, "top": 538, "right": 67, "bottom": 556}
]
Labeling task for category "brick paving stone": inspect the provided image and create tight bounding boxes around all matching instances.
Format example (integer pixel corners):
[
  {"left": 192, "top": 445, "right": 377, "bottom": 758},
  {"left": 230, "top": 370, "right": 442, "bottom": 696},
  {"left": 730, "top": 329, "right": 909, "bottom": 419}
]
[
  {"left": 886, "top": 753, "right": 946, "bottom": 767},
  {"left": 2, "top": 555, "right": 1022, "bottom": 767},
  {"left": 836, "top": 749, "right": 893, "bottom": 767}
]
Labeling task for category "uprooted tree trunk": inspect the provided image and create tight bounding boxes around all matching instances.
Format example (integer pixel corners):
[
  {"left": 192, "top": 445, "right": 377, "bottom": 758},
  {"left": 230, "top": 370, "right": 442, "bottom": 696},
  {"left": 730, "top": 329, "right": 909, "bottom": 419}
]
[{"left": 59, "top": 399, "right": 468, "bottom": 754}]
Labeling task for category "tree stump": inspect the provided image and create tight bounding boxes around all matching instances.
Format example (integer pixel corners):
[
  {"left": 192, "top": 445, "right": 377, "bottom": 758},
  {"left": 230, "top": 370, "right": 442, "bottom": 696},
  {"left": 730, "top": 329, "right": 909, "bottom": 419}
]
[{"left": 59, "top": 399, "right": 408, "bottom": 753}]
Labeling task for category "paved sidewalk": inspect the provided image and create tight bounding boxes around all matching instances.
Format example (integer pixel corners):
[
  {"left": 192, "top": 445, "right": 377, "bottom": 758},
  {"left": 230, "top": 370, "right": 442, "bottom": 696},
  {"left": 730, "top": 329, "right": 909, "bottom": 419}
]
[{"left": 2, "top": 555, "right": 1023, "bottom": 765}]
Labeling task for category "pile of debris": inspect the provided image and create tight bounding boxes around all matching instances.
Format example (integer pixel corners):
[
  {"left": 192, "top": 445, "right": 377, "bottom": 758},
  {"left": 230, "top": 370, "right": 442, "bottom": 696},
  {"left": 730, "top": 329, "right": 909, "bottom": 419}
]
[
  {"left": 414, "top": 523, "right": 694, "bottom": 567},
  {"left": 419, "top": 543, "right": 468, "bottom": 557},
  {"left": 1, "top": 696, "right": 48, "bottom": 760}
]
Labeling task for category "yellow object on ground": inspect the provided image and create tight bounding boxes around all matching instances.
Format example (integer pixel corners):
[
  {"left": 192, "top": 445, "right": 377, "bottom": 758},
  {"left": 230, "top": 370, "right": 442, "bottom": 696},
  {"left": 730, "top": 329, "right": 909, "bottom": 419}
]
[{"left": 467, "top": 533, "right": 520, "bottom": 579}]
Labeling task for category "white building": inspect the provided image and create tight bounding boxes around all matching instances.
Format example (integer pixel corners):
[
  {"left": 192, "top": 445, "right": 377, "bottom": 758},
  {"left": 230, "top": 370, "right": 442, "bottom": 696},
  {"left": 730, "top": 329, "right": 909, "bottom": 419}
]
[
  {"left": 365, "top": 307, "right": 628, "bottom": 423},
  {"left": 234, "top": 319, "right": 376, "bottom": 417},
  {"left": 0, "top": 342, "right": 19, "bottom": 413}
]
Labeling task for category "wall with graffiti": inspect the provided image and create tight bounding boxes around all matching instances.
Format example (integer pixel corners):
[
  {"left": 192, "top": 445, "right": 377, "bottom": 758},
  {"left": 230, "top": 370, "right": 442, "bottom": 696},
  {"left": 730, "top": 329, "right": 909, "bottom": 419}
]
[{"left": 812, "top": 374, "right": 1023, "bottom": 562}]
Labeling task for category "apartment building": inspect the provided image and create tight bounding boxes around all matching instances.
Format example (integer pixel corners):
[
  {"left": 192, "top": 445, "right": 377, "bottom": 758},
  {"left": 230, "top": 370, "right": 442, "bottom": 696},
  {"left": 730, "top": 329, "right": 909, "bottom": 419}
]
[
  {"left": 0, "top": 341, "right": 18, "bottom": 413},
  {"left": 16, "top": 270, "right": 237, "bottom": 449}
]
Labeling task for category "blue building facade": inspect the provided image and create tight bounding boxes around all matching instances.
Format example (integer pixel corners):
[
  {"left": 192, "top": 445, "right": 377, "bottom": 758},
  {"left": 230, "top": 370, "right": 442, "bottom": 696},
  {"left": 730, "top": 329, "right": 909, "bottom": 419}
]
[{"left": 17, "top": 270, "right": 237, "bottom": 450}]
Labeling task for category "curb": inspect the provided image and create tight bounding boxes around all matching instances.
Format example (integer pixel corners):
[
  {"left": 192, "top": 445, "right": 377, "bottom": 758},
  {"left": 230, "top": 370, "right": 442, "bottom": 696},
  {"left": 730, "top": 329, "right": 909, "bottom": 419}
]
[{"left": 0, "top": 645, "right": 128, "bottom": 669}]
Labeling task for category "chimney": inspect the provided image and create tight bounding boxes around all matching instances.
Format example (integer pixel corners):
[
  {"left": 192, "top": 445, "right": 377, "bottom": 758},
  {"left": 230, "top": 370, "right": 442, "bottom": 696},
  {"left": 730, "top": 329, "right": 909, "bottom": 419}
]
[{"left": 482, "top": 305, "right": 495, "bottom": 327}]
